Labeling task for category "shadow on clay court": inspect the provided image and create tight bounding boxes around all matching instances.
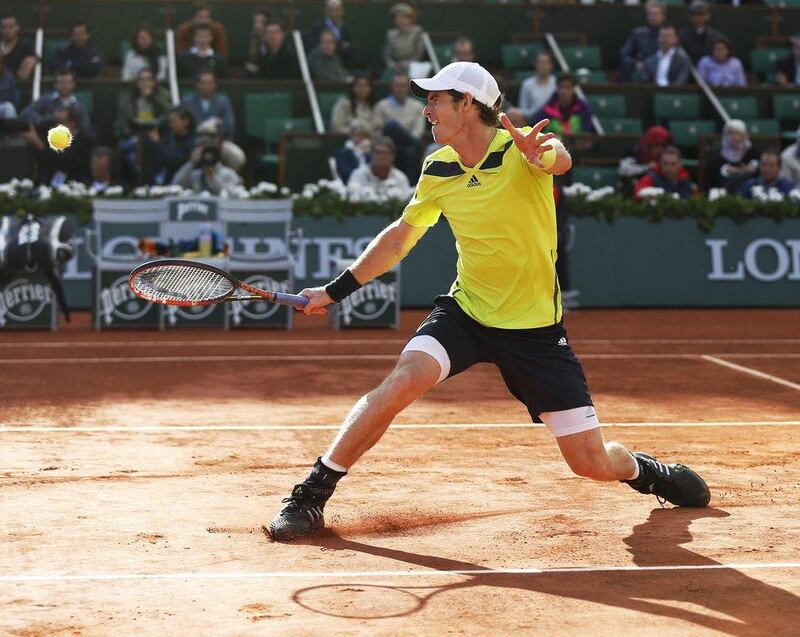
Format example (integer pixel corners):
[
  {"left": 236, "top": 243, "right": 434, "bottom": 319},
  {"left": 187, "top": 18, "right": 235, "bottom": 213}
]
[{"left": 290, "top": 507, "right": 800, "bottom": 636}]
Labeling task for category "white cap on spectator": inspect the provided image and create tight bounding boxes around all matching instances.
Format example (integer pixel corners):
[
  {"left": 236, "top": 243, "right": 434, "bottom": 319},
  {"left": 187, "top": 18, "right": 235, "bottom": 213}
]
[
  {"left": 724, "top": 119, "right": 747, "bottom": 134},
  {"left": 410, "top": 62, "right": 501, "bottom": 108}
]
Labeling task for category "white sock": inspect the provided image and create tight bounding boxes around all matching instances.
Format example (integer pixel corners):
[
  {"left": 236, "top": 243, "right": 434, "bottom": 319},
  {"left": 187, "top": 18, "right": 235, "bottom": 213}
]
[
  {"left": 627, "top": 454, "right": 640, "bottom": 480},
  {"left": 320, "top": 455, "right": 348, "bottom": 473}
]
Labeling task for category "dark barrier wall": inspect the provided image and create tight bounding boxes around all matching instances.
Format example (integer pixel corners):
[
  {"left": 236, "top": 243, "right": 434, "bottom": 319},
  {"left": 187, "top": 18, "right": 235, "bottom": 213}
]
[{"left": 61, "top": 210, "right": 799, "bottom": 311}]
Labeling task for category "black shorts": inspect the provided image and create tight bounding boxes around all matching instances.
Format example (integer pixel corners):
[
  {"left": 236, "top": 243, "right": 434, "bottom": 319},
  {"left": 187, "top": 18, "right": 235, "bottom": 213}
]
[{"left": 409, "top": 295, "right": 593, "bottom": 423}]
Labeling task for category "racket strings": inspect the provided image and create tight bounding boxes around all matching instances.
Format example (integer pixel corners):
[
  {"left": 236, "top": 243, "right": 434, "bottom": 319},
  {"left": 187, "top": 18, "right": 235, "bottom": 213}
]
[{"left": 134, "top": 264, "right": 234, "bottom": 303}]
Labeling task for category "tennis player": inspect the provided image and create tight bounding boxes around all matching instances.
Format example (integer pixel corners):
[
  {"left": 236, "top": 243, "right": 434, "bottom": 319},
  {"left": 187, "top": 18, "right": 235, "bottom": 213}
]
[{"left": 268, "top": 62, "right": 709, "bottom": 541}]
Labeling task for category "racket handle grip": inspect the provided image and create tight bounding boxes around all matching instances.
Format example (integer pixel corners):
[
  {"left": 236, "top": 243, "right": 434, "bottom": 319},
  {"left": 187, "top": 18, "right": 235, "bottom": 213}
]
[{"left": 273, "top": 292, "right": 309, "bottom": 307}]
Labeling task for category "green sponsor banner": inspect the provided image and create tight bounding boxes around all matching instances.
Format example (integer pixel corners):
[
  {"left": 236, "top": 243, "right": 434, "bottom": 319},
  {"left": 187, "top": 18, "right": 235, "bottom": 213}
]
[
  {"left": 330, "top": 263, "right": 400, "bottom": 329},
  {"left": 569, "top": 218, "right": 800, "bottom": 307},
  {"left": 95, "top": 269, "right": 160, "bottom": 329},
  {"left": 163, "top": 302, "right": 227, "bottom": 329},
  {"left": 0, "top": 271, "right": 57, "bottom": 329},
  {"left": 60, "top": 203, "right": 800, "bottom": 312},
  {"left": 227, "top": 268, "right": 293, "bottom": 329}
]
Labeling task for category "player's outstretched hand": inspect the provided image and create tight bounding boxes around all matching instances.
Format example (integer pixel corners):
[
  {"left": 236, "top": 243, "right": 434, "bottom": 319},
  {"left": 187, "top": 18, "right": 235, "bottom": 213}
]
[
  {"left": 297, "top": 286, "right": 333, "bottom": 316},
  {"left": 500, "top": 114, "right": 556, "bottom": 170}
]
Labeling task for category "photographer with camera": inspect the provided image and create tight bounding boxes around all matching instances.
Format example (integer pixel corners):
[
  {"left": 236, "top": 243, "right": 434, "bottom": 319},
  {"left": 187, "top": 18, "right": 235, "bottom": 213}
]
[{"left": 171, "top": 143, "right": 241, "bottom": 196}]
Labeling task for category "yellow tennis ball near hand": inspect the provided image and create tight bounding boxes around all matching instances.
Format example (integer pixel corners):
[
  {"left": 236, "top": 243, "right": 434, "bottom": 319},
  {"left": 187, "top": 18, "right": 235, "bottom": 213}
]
[
  {"left": 47, "top": 125, "right": 73, "bottom": 152},
  {"left": 540, "top": 145, "right": 557, "bottom": 170}
]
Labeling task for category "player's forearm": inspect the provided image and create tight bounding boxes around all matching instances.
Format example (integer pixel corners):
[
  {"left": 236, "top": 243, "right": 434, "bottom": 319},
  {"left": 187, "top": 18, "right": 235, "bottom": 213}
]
[
  {"left": 549, "top": 139, "right": 572, "bottom": 176},
  {"left": 350, "top": 219, "right": 418, "bottom": 283}
]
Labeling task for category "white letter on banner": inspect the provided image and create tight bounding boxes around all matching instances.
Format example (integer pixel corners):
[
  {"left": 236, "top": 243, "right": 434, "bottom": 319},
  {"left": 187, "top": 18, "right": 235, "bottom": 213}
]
[
  {"left": 786, "top": 240, "right": 800, "bottom": 281},
  {"left": 313, "top": 238, "right": 353, "bottom": 278},
  {"left": 743, "top": 238, "right": 790, "bottom": 282},
  {"left": 706, "top": 239, "right": 745, "bottom": 281}
]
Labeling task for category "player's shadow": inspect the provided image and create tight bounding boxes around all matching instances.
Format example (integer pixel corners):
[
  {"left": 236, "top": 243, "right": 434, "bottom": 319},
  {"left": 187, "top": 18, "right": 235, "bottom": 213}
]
[{"left": 293, "top": 507, "right": 800, "bottom": 635}]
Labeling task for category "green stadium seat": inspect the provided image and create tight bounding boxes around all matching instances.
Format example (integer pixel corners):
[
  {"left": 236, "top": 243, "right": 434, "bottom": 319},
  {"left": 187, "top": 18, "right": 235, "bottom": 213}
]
[
  {"left": 262, "top": 117, "right": 313, "bottom": 144},
  {"left": 586, "top": 94, "right": 626, "bottom": 117},
  {"left": 719, "top": 96, "right": 759, "bottom": 120},
  {"left": 774, "top": 0, "right": 800, "bottom": 8},
  {"left": 750, "top": 49, "right": 789, "bottom": 76},
  {"left": 577, "top": 70, "right": 609, "bottom": 85},
  {"left": 745, "top": 119, "right": 780, "bottom": 136},
  {"left": 317, "top": 92, "right": 343, "bottom": 122},
  {"left": 653, "top": 93, "right": 700, "bottom": 120},
  {"left": 599, "top": 117, "right": 642, "bottom": 135},
  {"left": 570, "top": 166, "right": 618, "bottom": 189},
  {"left": 245, "top": 93, "right": 293, "bottom": 139},
  {"left": 74, "top": 90, "right": 94, "bottom": 117},
  {"left": 773, "top": 94, "right": 800, "bottom": 121},
  {"left": 44, "top": 37, "right": 69, "bottom": 69},
  {"left": 259, "top": 118, "right": 314, "bottom": 165},
  {"left": 433, "top": 44, "right": 454, "bottom": 65},
  {"left": 501, "top": 43, "right": 542, "bottom": 70},
  {"left": 669, "top": 120, "right": 715, "bottom": 148},
  {"left": 560, "top": 46, "right": 602, "bottom": 71}
]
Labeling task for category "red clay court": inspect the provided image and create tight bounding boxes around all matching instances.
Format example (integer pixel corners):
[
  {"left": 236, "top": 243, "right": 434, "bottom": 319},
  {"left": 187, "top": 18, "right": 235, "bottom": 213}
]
[{"left": 2, "top": 308, "right": 799, "bottom": 636}]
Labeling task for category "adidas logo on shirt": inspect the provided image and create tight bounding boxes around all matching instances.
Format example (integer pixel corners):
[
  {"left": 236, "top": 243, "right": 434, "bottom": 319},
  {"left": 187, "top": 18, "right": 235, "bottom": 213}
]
[
  {"left": 467, "top": 175, "right": 481, "bottom": 188},
  {"left": 557, "top": 337, "right": 568, "bottom": 346}
]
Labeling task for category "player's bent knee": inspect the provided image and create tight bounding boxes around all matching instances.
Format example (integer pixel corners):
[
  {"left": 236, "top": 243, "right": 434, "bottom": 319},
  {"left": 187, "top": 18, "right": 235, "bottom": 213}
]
[{"left": 381, "top": 352, "right": 440, "bottom": 402}]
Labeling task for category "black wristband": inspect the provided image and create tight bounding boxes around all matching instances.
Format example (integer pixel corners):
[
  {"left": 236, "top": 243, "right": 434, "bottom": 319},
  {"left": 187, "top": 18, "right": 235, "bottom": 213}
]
[{"left": 325, "top": 268, "right": 362, "bottom": 303}]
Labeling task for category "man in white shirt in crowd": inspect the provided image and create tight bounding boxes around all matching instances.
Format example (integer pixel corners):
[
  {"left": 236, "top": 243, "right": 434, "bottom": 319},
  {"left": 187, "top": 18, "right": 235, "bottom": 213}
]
[
  {"left": 347, "top": 136, "right": 411, "bottom": 199},
  {"left": 642, "top": 24, "right": 690, "bottom": 87},
  {"left": 373, "top": 72, "right": 425, "bottom": 180},
  {"left": 507, "top": 50, "right": 557, "bottom": 127},
  {"left": 780, "top": 126, "right": 800, "bottom": 188}
]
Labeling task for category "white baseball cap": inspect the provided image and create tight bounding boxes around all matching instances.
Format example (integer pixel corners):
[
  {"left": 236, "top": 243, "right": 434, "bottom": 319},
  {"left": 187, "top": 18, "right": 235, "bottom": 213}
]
[{"left": 410, "top": 62, "right": 501, "bottom": 108}]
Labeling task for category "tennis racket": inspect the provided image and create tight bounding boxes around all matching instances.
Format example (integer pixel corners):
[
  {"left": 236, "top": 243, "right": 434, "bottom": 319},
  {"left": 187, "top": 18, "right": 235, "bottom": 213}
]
[{"left": 128, "top": 259, "right": 309, "bottom": 308}]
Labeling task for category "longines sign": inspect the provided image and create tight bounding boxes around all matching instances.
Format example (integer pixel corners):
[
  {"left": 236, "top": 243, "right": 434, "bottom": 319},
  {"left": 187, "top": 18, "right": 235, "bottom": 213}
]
[{"left": 706, "top": 238, "right": 800, "bottom": 282}]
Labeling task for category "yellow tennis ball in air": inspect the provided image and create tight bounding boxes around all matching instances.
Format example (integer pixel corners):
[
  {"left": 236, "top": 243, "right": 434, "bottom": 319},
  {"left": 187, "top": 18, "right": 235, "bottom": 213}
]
[{"left": 47, "top": 124, "right": 73, "bottom": 152}]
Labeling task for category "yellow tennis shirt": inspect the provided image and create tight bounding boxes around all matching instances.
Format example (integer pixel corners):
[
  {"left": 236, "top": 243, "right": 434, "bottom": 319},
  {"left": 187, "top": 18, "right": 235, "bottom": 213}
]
[{"left": 402, "top": 127, "right": 561, "bottom": 329}]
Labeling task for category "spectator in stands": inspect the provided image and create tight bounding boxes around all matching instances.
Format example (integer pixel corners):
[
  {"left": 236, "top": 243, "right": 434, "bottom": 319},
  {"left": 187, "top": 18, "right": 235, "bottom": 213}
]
[
  {"left": 642, "top": 25, "right": 691, "bottom": 87},
  {"left": 334, "top": 122, "right": 372, "bottom": 184},
  {"left": 89, "top": 146, "right": 123, "bottom": 193},
  {"left": 347, "top": 136, "right": 411, "bottom": 198},
  {"left": 383, "top": 3, "right": 425, "bottom": 73},
  {"left": 194, "top": 117, "right": 245, "bottom": 173},
  {"left": 515, "top": 51, "right": 557, "bottom": 123},
  {"left": 740, "top": 149, "right": 795, "bottom": 198},
  {"left": 116, "top": 67, "right": 170, "bottom": 184},
  {"left": 0, "top": 15, "right": 36, "bottom": 82},
  {"left": 697, "top": 36, "right": 746, "bottom": 87},
  {"left": 122, "top": 25, "right": 167, "bottom": 82},
  {"left": 331, "top": 73, "right": 376, "bottom": 135},
  {"left": 308, "top": 28, "right": 350, "bottom": 82},
  {"left": 52, "top": 22, "right": 104, "bottom": 78},
  {"left": 634, "top": 146, "right": 696, "bottom": 200},
  {"left": 182, "top": 70, "right": 234, "bottom": 139},
  {"left": 533, "top": 72, "right": 596, "bottom": 137},
  {"left": 0, "top": 54, "right": 20, "bottom": 118},
  {"left": 618, "top": 125, "right": 672, "bottom": 196},
  {"left": 451, "top": 36, "right": 476, "bottom": 64},
  {"left": 775, "top": 34, "right": 800, "bottom": 88},
  {"left": 619, "top": 0, "right": 666, "bottom": 82},
  {"left": 244, "top": 9, "right": 270, "bottom": 77},
  {"left": 151, "top": 106, "right": 196, "bottom": 184},
  {"left": 35, "top": 104, "right": 96, "bottom": 186},
  {"left": 172, "top": 143, "right": 242, "bottom": 196},
  {"left": 309, "top": 0, "right": 354, "bottom": 69},
  {"left": 373, "top": 71, "right": 424, "bottom": 180},
  {"left": 707, "top": 119, "right": 759, "bottom": 193},
  {"left": 257, "top": 19, "right": 299, "bottom": 80},
  {"left": 21, "top": 69, "right": 91, "bottom": 131},
  {"left": 780, "top": 126, "right": 800, "bottom": 188},
  {"left": 176, "top": 3, "right": 228, "bottom": 56},
  {"left": 178, "top": 24, "right": 229, "bottom": 79},
  {"left": 679, "top": 1, "right": 722, "bottom": 65}
]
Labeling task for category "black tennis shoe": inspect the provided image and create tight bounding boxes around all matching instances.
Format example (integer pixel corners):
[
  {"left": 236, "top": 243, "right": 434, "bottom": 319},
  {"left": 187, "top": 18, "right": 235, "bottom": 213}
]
[
  {"left": 623, "top": 452, "right": 710, "bottom": 507},
  {"left": 267, "top": 483, "right": 332, "bottom": 541}
]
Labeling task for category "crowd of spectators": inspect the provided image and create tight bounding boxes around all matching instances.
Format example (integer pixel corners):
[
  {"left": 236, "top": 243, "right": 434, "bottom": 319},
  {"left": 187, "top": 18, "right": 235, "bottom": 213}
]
[{"left": 1, "top": 0, "right": 799, "bottom": 200}]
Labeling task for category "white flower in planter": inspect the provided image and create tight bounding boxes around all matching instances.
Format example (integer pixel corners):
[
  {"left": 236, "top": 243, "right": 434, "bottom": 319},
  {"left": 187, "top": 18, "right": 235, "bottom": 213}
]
[
  {"left": 789, "top": 189, "right": 800, "bottom": 202},
  {"left": 767, "top": 187, "right": 785, "bottom": 202},
  {"left": 708, "top": 187, "right": 728, "bottom": 202},
  {"left": 280, "top": 186, "right": 290, "bottom": 196},
  {"left": 587, "top": 186, "right": 615, "bottom": 202},
  {"left": 37, "top": 185, "right": 52, "bottom": 201},
  {"left": 637, "top": 187, "right": 666, "bottom": 199},
  {"left": 133, "top": 186, "right": 149, "bottom": 198},
  {"left": 563, "top": 182, "right": 592, "bottom": 197},
  {"left": 104, "top": 186, "right": 124, "bottom": 197},
  {"left": 20, "top": 178, "right": 33, "bottom": 190}
]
